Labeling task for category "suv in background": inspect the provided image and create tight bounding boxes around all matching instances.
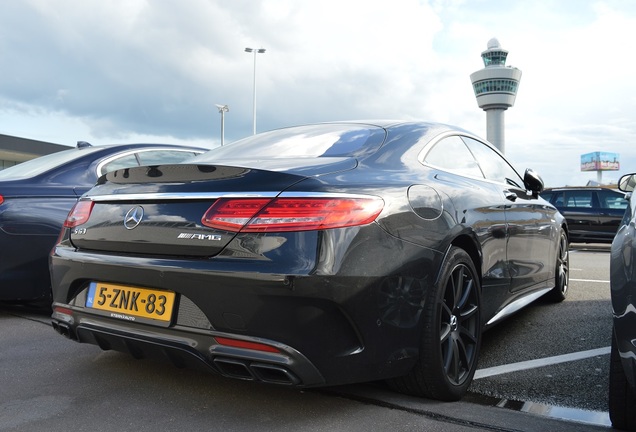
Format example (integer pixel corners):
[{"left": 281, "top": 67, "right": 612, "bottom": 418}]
[{"left": 541, "top": 186, "right": 628, "bottom": 243}]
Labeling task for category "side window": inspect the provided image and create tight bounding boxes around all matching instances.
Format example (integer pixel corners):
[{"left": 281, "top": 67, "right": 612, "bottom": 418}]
[
  {"left": 540, "top": 191, "right": 555, "bottom": 203},
  {"left": 563, "top": 191, "right": 593, "bottom": 208},
  {"left": 541, "top": 191, "right": 564, "bottom": 206},
  {"left": 462, "top": 137, "right": 524, "bottom": 188},
  {"left": 423, "top": 136, "right": 484, "bottom": 178},
  {"left": 598, "top": 189, "right": 629, "bottom": 210},
  {"left": 99, "top": 154, "right": 139, "bottom": 175}
]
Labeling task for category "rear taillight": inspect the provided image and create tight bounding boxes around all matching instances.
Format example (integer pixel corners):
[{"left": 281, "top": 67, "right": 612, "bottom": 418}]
[
  {"left": 202, "top": 196, "right": 384, "bottom": 232},
  {"left": 202, "top": 198, "right": 272, "bottom": 231},
  {"left": 64, "top": 200, "right": 94, "bottom": 228},
  {"left": 0, "top": 195, "right": 4, "bottom": 205}
]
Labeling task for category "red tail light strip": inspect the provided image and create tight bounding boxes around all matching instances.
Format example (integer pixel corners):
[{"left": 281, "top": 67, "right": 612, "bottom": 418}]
[
  {"left": 64, "top": 200, "right": 95, "bottom": 228},
  {"left": 202, "top": 195, "right": 384, "bottom": 233},
  {"left": 202, "top": 198, "right": 272, "bottom": 232},
  {"left": 60, "top": 193, "right": 384, "bottom": 233}
]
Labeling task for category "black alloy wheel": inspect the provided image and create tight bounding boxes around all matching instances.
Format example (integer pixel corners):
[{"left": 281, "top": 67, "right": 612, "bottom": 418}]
[
  {"left": 546, "top": 229, "right": 569, "bottom": 303},
  {"left": 389, "top": 246, "right": 482, "bottom": 401}
]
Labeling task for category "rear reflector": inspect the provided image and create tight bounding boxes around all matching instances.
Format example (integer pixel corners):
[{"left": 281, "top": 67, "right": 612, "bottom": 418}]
[
  {"left": 202, "top": 196, "right": 384, "bottom": 232},
  {"left": 64, "top": 200, "right": 95, "bottom": 228},
  {"left": 53, "top": 306, "right": 74, "bottom": 317},
  {"left": 214, "top": 336, "right": 281, "bottom": 353}
]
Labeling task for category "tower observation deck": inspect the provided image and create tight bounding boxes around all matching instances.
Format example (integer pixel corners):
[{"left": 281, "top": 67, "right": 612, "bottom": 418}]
[{"left": 470, "top": 38, "right": 522, "bottom": 154}]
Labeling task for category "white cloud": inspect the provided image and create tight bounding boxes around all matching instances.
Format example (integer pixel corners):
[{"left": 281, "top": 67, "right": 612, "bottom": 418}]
[{"left": 1, "top": 0, "right": 635, "bottom": 186}]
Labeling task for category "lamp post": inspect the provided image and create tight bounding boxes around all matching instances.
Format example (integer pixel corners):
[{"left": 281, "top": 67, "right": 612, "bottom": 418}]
[
  {"left": 244, "top": 47, "right": 266, "bottom": 135},
  {"left": 215, "top": 104, "right": 229, "bottom": 146}
]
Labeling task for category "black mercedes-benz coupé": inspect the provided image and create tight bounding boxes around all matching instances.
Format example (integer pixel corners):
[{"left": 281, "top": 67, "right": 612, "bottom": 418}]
[{"left": 50, "top": 121, "right": 568, "bottom": 401}]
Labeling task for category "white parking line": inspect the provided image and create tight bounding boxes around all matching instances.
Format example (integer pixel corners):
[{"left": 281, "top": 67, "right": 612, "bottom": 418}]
[
  {"left": 570, "top": 278, "right": 610, "bottom": 283},
  {"left": 474, "top": 347, "right": 611, "bottom": 379}
]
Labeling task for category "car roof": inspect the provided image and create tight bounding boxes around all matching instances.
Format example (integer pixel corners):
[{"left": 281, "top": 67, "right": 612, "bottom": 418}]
[
  {"left": 543, "top": 186, "right": 619, "bottom": 192},
  {"left": 0, "top": 142, "right": 206, "bottom": 181}
]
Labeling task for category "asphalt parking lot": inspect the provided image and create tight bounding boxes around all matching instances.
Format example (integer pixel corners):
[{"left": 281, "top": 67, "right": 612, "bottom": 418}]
[
  {"left": 0, "top": 243, "right": 615, "bottom": 431},
  {"left": 469, "top": 243, "right": 613, "bottom": 426}
]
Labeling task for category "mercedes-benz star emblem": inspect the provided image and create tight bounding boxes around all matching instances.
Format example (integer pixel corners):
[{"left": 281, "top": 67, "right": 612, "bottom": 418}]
[{"left": 124, "top": 206, "right": 144, "bottom": 230}]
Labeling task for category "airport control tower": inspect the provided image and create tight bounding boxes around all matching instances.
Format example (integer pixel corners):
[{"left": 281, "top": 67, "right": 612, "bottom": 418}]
[{"left": 470, "top": 38, "right": 522, "bottom": 154}]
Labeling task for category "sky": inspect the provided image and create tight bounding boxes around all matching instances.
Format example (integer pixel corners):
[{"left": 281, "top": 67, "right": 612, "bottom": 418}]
[{"left": 1, "top": 0, "right": 635, "bottom": 187}]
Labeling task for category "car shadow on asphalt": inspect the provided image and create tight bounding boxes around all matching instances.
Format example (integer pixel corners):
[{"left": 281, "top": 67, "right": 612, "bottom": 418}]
[{"left": 0, "top": 301, "right": 51, "bottom": 316}]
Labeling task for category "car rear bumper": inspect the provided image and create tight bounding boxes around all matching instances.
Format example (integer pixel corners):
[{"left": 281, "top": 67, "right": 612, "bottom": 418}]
[
  {"left": 50, "top": 226, "right": 443, "bottom": 387},
  {"left": 51, "top": 309, "right": 325, "bottom": 386}
]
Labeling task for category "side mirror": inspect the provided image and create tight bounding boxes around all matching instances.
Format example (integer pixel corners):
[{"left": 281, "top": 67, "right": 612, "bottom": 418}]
[
  {"left": 524, "top": 168, "right": 544, "bottom": 198},
  {"left": 618, "top": 173, "right": 636, "bottom": 193}
]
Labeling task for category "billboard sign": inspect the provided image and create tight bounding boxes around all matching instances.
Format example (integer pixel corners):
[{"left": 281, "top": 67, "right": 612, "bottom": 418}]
[{"left": 581, "top": 152, "right": 620, "bottom": 172}]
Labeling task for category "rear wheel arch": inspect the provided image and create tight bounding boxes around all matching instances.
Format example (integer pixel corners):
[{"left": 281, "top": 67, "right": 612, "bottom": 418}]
[
  {"left": 388, "top": 242, "right": 483, "bottom": 400},
  {"left": 544, "top": 226, "right": 569, "bottom": 303},
  {"left": 561, "top": 223, "right": 569, "bottom": 239},
  {"left": 449, "top": 235, "right": 482, "bottom": 288},
  {"left": 559, "top": 223, "right": 569, "bottom": 252}
]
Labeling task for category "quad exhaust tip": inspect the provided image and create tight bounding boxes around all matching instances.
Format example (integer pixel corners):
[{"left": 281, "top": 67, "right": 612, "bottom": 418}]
[
  {"left": 51, "top": 321, "right": 77, "bottom": 341},
  {"left": 213, "top": 357, "right": 300, "bottom": 385}
]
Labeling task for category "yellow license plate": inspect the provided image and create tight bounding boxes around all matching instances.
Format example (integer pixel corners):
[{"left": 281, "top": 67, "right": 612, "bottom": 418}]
[{"left": 86, "top": 282, "right": 176, "bottom": 323}]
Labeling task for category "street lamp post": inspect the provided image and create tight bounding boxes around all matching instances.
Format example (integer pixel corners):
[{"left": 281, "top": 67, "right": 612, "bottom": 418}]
[
  {"left": 215, "top": 104, "right": 229, "bottom": 146},
  {"left": 244, "top": 47, "right": 266, "bottom": 135}
]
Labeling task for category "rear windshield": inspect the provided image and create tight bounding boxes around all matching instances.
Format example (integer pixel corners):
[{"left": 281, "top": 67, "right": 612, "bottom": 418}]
[
  {"left": 196, "top": 124, "right": 386, "bottom": 162},
  {"left": 0, "top": 147, "right": 99, "bottom": 180}
]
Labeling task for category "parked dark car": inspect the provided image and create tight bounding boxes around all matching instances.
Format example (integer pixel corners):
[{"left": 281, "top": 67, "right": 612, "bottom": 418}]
[
  {"left": 50, "top": 121, "right": 568, "bottom": 401},
  {"left": 610, "top": 173, "right": 636, "bottom": 429},
  {"left": 541, "top": 186, "right": 628, "bottom": 243},
  {"left": 0, "top": 142, "right": 204, "bottom": 305}
]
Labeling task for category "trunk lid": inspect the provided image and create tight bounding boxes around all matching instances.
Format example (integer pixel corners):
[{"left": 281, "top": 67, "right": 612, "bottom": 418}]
[{"left": 70, "top": 160, "right": 353, "bottom": 257}]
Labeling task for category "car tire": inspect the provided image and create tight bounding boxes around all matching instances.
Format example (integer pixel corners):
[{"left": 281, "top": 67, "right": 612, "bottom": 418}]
[
  {"left": 544, "top": 229, "right": 569, "bottom": 303},
  {"left": 610, "top": 328, "right": 636, "bottom": 430},
  {"left": 389, "top": 246, "right": 482, "bottom": 401}
]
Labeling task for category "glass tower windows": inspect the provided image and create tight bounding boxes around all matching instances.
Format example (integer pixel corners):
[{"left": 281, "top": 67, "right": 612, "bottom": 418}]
[
  {"left": 482, "top": 50, "right": 508, "bottom": 66},
  {"left": 472, "top": 79, "right": 519, "bottom": 96}
]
